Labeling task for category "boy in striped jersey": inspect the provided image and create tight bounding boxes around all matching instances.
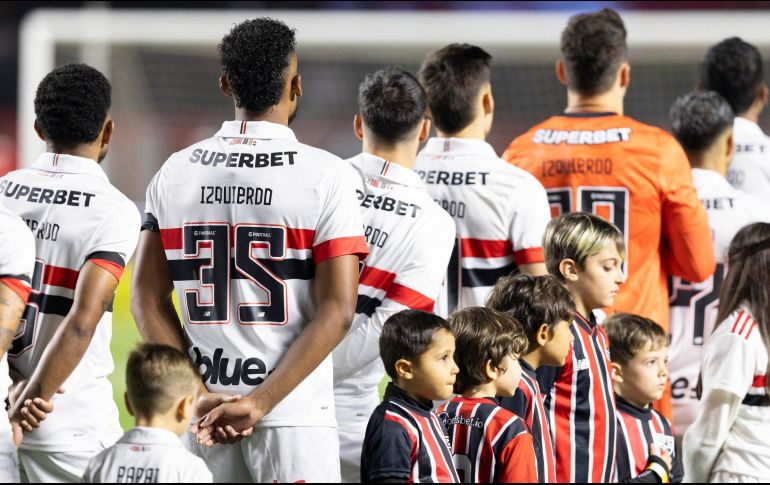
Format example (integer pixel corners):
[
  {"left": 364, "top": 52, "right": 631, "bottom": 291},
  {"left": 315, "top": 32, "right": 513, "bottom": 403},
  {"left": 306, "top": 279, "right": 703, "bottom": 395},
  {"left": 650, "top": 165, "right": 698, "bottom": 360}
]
[
  {"left": 487, "top": 273, "right": 576, "bottom": 483},
  {"left": 537, "top": 212, "right": 625, "bottom": 482},
  {"left": 361, "top": 310, "right": 460, "bottom": 483},
  {"left": 438, "top": 307, "right": 538, "bottom": 483},
  {"left": 604, "top": 314, "right": 681, "bottom": 483}
]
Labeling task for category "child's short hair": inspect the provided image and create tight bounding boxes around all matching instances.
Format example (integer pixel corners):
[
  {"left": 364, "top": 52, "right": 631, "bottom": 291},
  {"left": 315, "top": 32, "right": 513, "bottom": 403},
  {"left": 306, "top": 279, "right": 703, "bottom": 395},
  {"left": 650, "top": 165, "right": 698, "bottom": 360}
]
[
  {"left": 543, "top": 211, "right": 626, "bottom": 280},
  {"left": 380, "top": 310, "right": 453, "bottom": 381},
  {"left": 449, "top": 307, "right": 528, "bottom": 394},
  {"left": 603, "top": 313, "right": 669, "bottom": 365},
  {"left": 486, "top": 274, "right": 576, "bottom": 345},
  {"left": 126, "top": 344, "right": 200, "bottom": 418}
]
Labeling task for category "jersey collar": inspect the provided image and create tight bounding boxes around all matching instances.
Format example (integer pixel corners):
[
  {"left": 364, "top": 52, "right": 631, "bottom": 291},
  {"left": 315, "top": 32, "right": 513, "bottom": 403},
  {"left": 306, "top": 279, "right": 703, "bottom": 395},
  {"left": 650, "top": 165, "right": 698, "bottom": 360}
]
[
  {"left": 118, "top": 427, "right": 185, "bottom": 447},
  {"left": 614, "top": 394, "right": 652, "bottom": 420},
  {"left": 575, "top": 311, "right": 597, "bottom": 333},
  {"left": 215, "top": 120, "right": 298, "bottom": 141},
  {"left": 422, "top": 137, "right": 498, "bottom": 158},
  {"left": 519, "top": 358, "right": 537, "bottom": 377},
  {"left": 691, "top": 168, "right": 734, "bottom": 192},
  {"left": 735, "top": 116, "right": 764, "bottom": 136},
  {"left": 384, "top": 383, "right": 433, "bottom": 412},
  {"left": 31, "top": 153, "right": 109, "bottom": 180},
  {"left": 348, "top": 152, "right": 423, "bottom": 189},
  {"left": 452, "top": 395, "right": 499, "bottom": 407}
]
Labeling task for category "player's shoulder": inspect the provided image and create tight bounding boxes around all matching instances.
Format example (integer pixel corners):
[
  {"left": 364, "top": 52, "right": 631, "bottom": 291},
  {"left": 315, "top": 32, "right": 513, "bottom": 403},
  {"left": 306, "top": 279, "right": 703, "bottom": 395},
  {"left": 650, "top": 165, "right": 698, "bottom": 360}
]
[{"left": 713, "top": 307, "right": 758, "bottom": 343}]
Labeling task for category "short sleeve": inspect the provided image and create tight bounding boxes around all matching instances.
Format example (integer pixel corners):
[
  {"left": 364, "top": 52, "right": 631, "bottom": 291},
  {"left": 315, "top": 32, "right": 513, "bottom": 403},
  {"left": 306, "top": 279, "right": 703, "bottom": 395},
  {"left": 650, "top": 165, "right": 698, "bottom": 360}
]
[
  {"left": 701, "top": 331, "right": 754, "bottom": 398},
  {"left": 142, "top": 170, "right": 163, "bottom": 232},
  {"left": 313, "top": 161, "right": 368, "bottom": 264},
  {"left": 509, "top": 174, "right": 550, "bottom": 264},
  {"left": 182, "top": 456, "right": 213, "bottom": 483},
  {"left": 498, "top": 432, "right": 538, "bottom": 482},
  {"left": 84, "top": 199, "right": 141, "bottom": 282},
  {"left": 362, "top": 412, "right": 416, "bottom": 482},
  {"left": 0, "top": 209, "right": 35, "bottom": 302}
]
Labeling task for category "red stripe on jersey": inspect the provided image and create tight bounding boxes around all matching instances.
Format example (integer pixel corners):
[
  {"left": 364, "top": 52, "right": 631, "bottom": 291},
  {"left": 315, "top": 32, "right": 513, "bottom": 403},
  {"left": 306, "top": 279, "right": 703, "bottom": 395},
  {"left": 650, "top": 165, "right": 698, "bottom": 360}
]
[
  {"left": 44, "top": 265, "right": 79, "bottom": 290},
  {"left": 623, "top": 413, "right": 647, "bottom": 474},
  {"left": 753, "top": 375, "right": 767, "bottom": 388},
  {"left": 460, "top": 238, "right": 512, "bottom": 258},
  {"left": 387, "top": 283, "right": 434, "bottom": 312},
  {"left": 314, "top": 235, "right": 369, "bottom": 264},
  {"left": 287, "top": 228, "right": 315, "bottom": 250},
  {"left": 359, "top": 266, "right": 396, "bottom": 291},
  {"left": 160, "top": 227, "right": 316, "bottom": 251},
  {"left": 384, "top": 411, "right": 418, "bottom": 466},
  {"left": 514, "top": 247, "right": 545, "bottom": 265},
  {"left": 0, "top": 277, "right": 32, "bottom": 303},
  {"left": 579, "top": 325, "right": 609, "bottom": 483},
  {"left": 746, "top": 322, "right": 757, "bottom": 340},
  {"left": 498, "top": 433, "right": 538, "bottom": 483},
  {"left": 731, "top": 310, "right": 746, "bottom": 333},
  {"left": 90, "top": 259, "right": 125, "bottom": 282},
  {"left": 552, "top": 344, "right": 574, "bottom": 482},
  {"left": 478, "top": 407, "right": 503, "bottom": 481},
  {"left": 413, "top": 413, "right": 455, "bottom": 483},
  {"left": 739, "top": 315, "right": 752, "bottom": 336},
  {"left": 160, "top": 228, "right": 183, "bottom": 250}
]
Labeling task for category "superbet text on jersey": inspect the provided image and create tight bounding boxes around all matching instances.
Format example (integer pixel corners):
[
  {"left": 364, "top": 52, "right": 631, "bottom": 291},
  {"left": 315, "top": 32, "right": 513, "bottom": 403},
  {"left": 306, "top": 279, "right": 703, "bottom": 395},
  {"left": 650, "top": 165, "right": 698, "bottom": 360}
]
[
  {"left": 0, "top": 153, "right": 140, "bottom": 453},
  {"left": 415, "top": 137, "right": 550, "bottom": 314},
  {"left": 143, "top": 120, "right": 368, "bottom": 427}
]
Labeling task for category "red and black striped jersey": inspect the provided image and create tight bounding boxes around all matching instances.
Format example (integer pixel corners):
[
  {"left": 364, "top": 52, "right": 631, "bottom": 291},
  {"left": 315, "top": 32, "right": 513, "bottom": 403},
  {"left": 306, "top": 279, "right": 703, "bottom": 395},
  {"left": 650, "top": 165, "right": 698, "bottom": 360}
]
[
  {"left": 500, "top": 359, "right": 557, "bottom": 483},
  {"left": 537, "top": 312, "right": 617, "bottom": 483},
  {"left": 615, "top": 395, "right": 682, "bottom": 483},
  {"left": 362, "top": 383, "right": 459, "bottom": 483},
  {"left": 437, "top": 396, "right": 538, "bottom": 483}
]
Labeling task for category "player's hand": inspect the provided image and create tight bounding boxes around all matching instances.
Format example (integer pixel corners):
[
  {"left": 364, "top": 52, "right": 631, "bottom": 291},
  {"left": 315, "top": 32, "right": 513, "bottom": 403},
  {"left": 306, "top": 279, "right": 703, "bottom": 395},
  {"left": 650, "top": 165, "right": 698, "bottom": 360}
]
[
  {"left": 649, "top": 444, "right": 673, "bottom": 472},
  {"left": 194, "top": 397, "right": 266, "bottom": 447},
  {"left": 18, "top": 392, "right": 61, "bottom": 431},
  {"left": 192, "top": 391, "right": 241, "bottom": 420},
  {"left": 8, "top": 378, "right": 28, "bottom": 407}
]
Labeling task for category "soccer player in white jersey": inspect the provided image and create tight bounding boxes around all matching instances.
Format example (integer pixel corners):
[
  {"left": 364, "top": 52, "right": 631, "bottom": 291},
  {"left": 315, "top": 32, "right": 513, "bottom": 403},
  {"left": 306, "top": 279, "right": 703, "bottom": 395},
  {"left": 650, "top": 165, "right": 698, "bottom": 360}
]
[
  {"left": 82, "top": 344, "right": 212, "bottom": 483},
  {"left": 130, "top": 18, "right": 368, "bottom": 483},
  {"left": 333, "top": 67, "right": 455, "bottom": 483},
  {"left": 0, "top": 64, "right": 140, "bottom": 482},
  {"left": 701, "top": 37, "right": 770, "bottom": 199},
  {"left": 0, "top": 203, "right": 35, "bottom": 482},
  {"left": 668, "top": 91, "right": 770, "bottom": 437},
  {"left": 414, "top": 43, "right": 551, "bottom": 314}
]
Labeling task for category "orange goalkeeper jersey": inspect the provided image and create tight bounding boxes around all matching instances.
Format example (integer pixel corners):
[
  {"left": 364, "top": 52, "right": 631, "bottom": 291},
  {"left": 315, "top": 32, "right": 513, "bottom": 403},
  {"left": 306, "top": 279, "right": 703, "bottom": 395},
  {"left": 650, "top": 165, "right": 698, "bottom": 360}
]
[{"left": 503, "top": 112, "right": 715, "bottom": 331}]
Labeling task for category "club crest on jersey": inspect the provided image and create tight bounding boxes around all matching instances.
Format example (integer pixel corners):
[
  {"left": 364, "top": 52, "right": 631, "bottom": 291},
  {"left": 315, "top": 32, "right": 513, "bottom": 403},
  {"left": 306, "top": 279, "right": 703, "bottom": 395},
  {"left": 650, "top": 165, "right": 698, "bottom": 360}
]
[{"left": 653, "top": 433, "right": 675, "bottom": 456}]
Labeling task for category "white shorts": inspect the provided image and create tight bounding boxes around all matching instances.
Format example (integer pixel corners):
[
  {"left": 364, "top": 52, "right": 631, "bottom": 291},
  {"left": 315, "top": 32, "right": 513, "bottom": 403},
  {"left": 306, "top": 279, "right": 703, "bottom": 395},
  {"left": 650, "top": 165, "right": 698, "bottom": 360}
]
[
  {"left": 335, "top": 393, "right": 378, "bottom": 483},
  {"left": 17, "top": 432, "right": 119, "bottom": 483},
  {"left": 0, "top": 451, "right": 19, "bottom": 483},
  {"left": 183, "top": 426, "right": 340, "bottom": 483}
]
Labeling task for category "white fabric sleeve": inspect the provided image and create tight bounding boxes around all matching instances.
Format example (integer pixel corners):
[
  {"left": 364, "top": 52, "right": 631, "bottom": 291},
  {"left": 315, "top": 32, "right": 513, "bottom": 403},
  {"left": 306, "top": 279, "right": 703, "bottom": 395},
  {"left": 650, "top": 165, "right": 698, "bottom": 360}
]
[
  {"left": 701, "top": 331, "right": 754, "bottom": 397},
  {"left": 509, "top": 175, "right": 550, "bottom": 263},
  {"left": 84, "top": 199, "right": 141, "bottom": 269},
  {"left": 183, "top": 457, "right": 213, "bottom": 483},
  {"left": 682, "top": 388, "right": 742, "bottom": 483}
]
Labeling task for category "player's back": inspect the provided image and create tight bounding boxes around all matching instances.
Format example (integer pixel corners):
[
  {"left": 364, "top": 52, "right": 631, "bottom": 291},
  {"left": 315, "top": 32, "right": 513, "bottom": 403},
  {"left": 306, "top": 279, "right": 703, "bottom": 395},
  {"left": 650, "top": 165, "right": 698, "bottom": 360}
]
[
  {"left": 504, "top": 113, "right": 714, "bottom": 329},
  {"left": 669, "top": 168, "right": 770, "bottom": 434},
  {"left": 726, "top": 117, "right": 770, "bottom": 198},
  {"left": 145, "top": 120, "right": 367, "bottom": 427},
  {"left": 82, "top": 427, "right": 213, "bottom": 483},
  {"left": 415, "top": 137, "right": 550, "bottom": 313},
  {"left": 0, "top": 152, "right": 139, "bottom": 449}
]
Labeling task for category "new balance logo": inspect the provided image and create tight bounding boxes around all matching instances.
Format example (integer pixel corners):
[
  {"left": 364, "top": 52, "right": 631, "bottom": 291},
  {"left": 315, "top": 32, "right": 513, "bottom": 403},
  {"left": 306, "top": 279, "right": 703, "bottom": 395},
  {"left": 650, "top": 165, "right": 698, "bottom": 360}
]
[{"left": 191, "top": 346, "right": 270, "bottom": 386}]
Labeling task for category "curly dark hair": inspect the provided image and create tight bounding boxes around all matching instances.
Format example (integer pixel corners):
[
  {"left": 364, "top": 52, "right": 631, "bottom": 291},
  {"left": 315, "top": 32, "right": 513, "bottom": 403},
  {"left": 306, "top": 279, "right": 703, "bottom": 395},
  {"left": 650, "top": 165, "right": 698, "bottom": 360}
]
[
  {"left": 34, "top": 63, "right": 111, "bottom": 147},
  {"left": 418, "top": 43, "right": 492, "bottom": 134},
  {"left": 560, "top": 8, "right": 627, "bottom": 96},
  {"left": 701, "top": 37, "right": 764, "bottom": 115},
  {"left": 358, "top": 66, "right": 427, "bottom": 145},
  {"left": 218, "top": 18, "right": 297, "bottom": 114},
  {"left": 670, "top": 90, "right": 734, "bottom": 154}
]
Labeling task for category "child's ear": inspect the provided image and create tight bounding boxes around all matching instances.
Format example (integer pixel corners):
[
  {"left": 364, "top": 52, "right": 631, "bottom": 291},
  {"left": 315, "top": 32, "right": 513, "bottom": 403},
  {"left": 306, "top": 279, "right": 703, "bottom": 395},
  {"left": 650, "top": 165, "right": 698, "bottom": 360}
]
[
  {"left": 559, "top": 258, "right": 579, "bottom": 282},
  {"left": 395, "top": 358, "right": 415, "bottom": 381},
  {"left": 124, "top": 392, "right": 135, "bottom": 418},
  {"left": 175, "top": 395, "right": 194, "bottom": 423},
  {"left": 484, "top": 359, "right": 499, "bottom": 381},
  {"left": 536, "top": 323, "right": 551, "bottom": 346},
  {"left": 611, "top": 362, "right": 624, "bottom": 384}
]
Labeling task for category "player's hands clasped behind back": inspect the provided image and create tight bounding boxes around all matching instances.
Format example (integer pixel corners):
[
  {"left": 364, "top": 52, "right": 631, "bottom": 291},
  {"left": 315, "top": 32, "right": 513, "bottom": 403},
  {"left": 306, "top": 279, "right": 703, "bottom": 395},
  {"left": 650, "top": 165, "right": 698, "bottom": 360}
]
[
  {"left": 7, "top": 379, "right": 63, "bottom": 446},
  {"left": 192, "top": 392, "right": 271, "bottom": 447}
]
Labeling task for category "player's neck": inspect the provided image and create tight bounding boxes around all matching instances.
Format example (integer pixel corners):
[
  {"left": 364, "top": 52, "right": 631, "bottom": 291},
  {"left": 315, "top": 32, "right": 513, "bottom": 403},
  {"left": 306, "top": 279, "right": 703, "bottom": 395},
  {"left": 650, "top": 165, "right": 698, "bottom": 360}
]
[
  {"left": 362, "top": 140, "right": 418, "bottom": 170},
  {"left": 46, "top": 143, "right": 100, "bottom": 163},
  {"left": 234, "top": 107, "right": 290, "bottom": 126},
  {"left": 522, "top": 350, "right": 542, "bottom": 370},
  {"left": 462, "top": 381, "right": 499, "bottom": 400},
  {"left": 565, "top": 90, "right": 624, "bottom": 116},
  {"left": 437, "top": 119, "right": 488, "bottom": 141},
  {"left": 689, "top": 154, "right": 726, "bottom": 176},
  {"left": 614, "top": 386, "right": 651, "bottom": 410},
  {"left": 738, "top": 108, "right": 761, "bottom": 125},
  {"left": 566, "top": 289, "right": 592, "bottom": 322}
]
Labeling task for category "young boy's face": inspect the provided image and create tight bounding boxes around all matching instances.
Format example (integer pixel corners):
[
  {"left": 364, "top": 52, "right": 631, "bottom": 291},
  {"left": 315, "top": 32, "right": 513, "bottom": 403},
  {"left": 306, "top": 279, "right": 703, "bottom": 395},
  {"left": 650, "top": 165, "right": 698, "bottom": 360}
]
[
  {"left": 574, "top": 243, "right": 624, "bottom": 312},
  {"left": 543, "top": 319, "right": 574, "bottom": 366},
  {"left": 412, "top": 328, "right": 459, "bottom": 401},
  {"left": 614, "top": 342, "right": 669, "bottom": 407},
  {"left": 494, "top": 354, "right": 522, "bottom": 397}
]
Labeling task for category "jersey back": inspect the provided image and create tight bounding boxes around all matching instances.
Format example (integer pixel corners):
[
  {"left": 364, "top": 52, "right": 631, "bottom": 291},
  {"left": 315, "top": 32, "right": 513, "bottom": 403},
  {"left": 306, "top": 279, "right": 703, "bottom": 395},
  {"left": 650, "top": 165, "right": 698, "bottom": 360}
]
[
  {"left": 726, "top": 117, "right": 770, "bottom": 199},
  {"left": 144, "top": 121, "right": 367, "bottom": 427},
  {"left": 504, "top": 113, "right": 714, "bottom": 330},
  {"left": 0, "top": 153, "right": 139, "bottom": 450}
]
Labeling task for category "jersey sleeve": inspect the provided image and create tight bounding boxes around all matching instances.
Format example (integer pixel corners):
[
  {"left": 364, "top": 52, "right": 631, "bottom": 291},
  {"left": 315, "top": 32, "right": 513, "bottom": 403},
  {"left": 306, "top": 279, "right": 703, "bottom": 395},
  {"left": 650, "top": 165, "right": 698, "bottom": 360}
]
[
  {"left": 659, "top": 136, "right": 716, "bottom": 282},
  {"left": 497, "top": 431, "right": 538, "bottom": 482},
  {"left": 362, "top": 411, "right": 416, "bottom": 482},
  {"left": 142, "top": 169, "right": 163, "bottom": 232},
  {"left": 501, "top": 133, "right": 532, "bottom": 167},
  {"left": 182, "top": 456, "right": 214, "bottom": 483},
  {"left": 0, "top": 215, "right": 35, "bottom": 302},
  {"left": 701, "top": 330, "right": 755, "bottom": 398},
  {"left": 509, "top": 175, "right": 550, "bottom": 264},
  {"left": 83, "top": 199, "right": 141, "bottom": 282},
  {"left": 313, "top": 161, "right": 368, "bottom": 264}
]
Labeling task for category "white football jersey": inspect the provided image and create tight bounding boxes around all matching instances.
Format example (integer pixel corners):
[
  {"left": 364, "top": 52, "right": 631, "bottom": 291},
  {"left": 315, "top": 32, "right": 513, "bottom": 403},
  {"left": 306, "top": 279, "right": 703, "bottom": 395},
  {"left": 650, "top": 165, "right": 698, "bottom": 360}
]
[
  {"left": 669, "top": 168, "right": 770, "bottom": 435},
  {"left": 82, "top": 427, "right": 213, "bottom": 483},
  {"left": 414, "top": 137, "right": 551, "bottom": 313},
  {"left": 726, "top": 117, "right": 770, "bottom": 199},
  {"left": 332, "top": 153, "right": 455, "bottom": 398},
  {"left": 0, "top": 202, "right": 35, "bottom": 455},
  {"left": 0, "top": 153, "right": 139, "bottom": 451},
  {"left": 144, "top": 121, "right": 368, "bottom": 427}
]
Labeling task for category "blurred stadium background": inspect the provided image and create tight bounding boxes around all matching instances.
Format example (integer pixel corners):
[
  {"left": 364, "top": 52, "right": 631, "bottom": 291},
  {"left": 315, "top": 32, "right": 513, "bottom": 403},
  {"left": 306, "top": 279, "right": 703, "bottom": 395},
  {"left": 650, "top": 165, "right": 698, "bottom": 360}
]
[{"left": 4, "top": 0, "right": 770, "bottom": 429}]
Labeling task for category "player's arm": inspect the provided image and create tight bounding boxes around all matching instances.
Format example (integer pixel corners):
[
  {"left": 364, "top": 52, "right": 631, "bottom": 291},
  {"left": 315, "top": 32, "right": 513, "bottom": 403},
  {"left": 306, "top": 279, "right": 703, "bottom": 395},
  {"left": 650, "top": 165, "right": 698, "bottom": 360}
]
[
  {"left": 498, "top": 432, "right": 538, "bottom": 483},
  {"left": 130, "top": 229, "right": 185, "bottom": 351},
  {"left": 660, "top": 138, "right": 716, "bottom": 282},
  {"left": 195, "top": 253, "right": 359, "bottom": 442},
  {"left": 8, "top": 261, "right": 117, "bottom": 430},
  {"left": 0, "top": 281, "right": 28, "bottom": 360}
]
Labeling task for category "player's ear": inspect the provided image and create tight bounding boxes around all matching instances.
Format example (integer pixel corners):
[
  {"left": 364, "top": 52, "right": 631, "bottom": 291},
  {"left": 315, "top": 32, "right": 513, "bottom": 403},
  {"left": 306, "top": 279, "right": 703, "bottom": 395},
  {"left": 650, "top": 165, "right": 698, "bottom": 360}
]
[
  {"left": 555, "top": 60, "right": 568, "bottom": 86},
  {"left": 219, "top": 74, "right": 234, "bottom": 98},
  {"left": 610, "top": 362, "right": 623, "bottom": 384},
  {"left": 395, "top": 358, "right": 414, "bottom": 380},
  {"left": 290, "top": 73, "right": 303, "bottom": 101},
  {"left": 759, "top": 83, "right": 769, "bottom": 107},
  {"left": 124, "top": 392, "right": 135, "bottom": 418},
  {"left": 559, "top": 258, "right": 579, "bottom": 282},
  {"left": 536, "top": 323, "right": 550, "bottom": 346},
  {"left": 725, "top": 127, "right": 735, "bottom": 163},
  {"left": 353, "top": 114, "right": 364, "bottom": 141},
  {"left": 484, "top": 359, "right": 498, "bottom": 381},
  {"left": 482, "top": 85, "right": 494, "bottom": 116},
  {"left": 418, "top": 118, "right": 431, "bottom": 143},
  {"left": 33, "top": 119, "right": 46, "bottom": 142},
  {"left": 176, "top": 395, "right": 194, "bottom": 422},
  {"left": 619, "top": 62, "right": 631, "bottom": 90},
  {"left": 101, "top": 118, "right": 114, "bottom": 147}
]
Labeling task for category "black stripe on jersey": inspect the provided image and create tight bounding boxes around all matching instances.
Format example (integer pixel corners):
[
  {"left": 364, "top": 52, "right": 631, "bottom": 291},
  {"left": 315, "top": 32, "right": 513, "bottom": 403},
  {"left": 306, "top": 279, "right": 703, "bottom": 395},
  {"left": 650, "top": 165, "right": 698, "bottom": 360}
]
[
  {"left": 589, "top": 328, "right": 617, "bottom": 482},
  {"left": 86, "top": 251, "right": 126, "bottom": 268},
  {"left": 29, "top": 292, "right": 113, "bottom": 316},
  {"left": 462, "top": 262, "right": 519, "bottom": 288},
  {"left": 356, "top": 294, "right": 382, "bottom": 317},
  {"left": 742, "top": 395, "right": 770, "bottom": 406},
  {"left": 168, "top": 257, "right": 314, "bottom": 282},
  {"left": 141, "top": 213, "right": 160, "bottom": 232},
  {"left": 0, "top": 273, "right": 31, "bottom": 283},
  {"left": 570, "top": 323, "right": 592, "bottom": 483}
]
